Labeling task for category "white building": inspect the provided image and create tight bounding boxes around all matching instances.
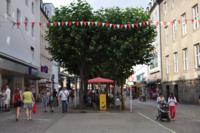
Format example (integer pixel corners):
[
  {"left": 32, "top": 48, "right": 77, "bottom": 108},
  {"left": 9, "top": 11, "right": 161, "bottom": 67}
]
[
  {"left": 40, "top": 0, "right": 59, "bottom": 90},
  {"left": 133, "top": 65, "right": 148, "bottom": 83},
  {"left": 52, "top": 61, "right": 59, "bottom": 90},
  {"left": 0, "top": 0, "right": 41, "bottom": 92},
  {"left": 42, "top": 2, "right": 55, "bottom": 18},
  {"left": 132, "top": 0, "right": 161, "bottom": 87},
  {"left": 146, "top": 0, "right": 161, "bottom": 88}
]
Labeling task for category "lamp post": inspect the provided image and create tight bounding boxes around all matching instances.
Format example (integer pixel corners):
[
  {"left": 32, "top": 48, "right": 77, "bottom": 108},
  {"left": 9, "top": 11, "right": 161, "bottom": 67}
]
[
  {"left": 130, "top": 86, "right": 133, "bottom": 112},
  {"left": 51, "top": 74, "right": 55, "bottom": 92}
]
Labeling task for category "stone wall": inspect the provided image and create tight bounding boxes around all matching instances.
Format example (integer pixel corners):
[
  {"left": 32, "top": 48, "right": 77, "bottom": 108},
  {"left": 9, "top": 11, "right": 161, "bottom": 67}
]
[{"left": 162, "top": 79, "right": 200, "bottom": 104}]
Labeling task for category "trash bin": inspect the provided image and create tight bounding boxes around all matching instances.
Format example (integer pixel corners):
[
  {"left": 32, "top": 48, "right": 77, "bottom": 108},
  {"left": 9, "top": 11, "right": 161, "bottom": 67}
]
[{"left": 139, "top": 95, "right": 146, "bottom": 102}]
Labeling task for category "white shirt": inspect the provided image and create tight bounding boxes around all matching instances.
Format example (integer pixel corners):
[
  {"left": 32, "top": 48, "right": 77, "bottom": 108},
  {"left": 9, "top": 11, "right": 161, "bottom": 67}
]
[
  {"left": 59, "top": 90, "right": 69, "bottom": 101},
  {"left": 5, "top": 88, "right": 11, "bottom": 100},
  {"left": 168, "top": 97, "right": 177, "bottom": 106},
  {"left": 157, "top": 96, "right": 165, "bottom": 108},
  {"left": 157, "top": 96, "right": 165, "bottom": 103}
]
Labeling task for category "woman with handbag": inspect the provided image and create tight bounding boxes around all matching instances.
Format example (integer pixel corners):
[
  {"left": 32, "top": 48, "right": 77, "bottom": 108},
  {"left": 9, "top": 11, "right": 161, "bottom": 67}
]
[
  {"left": 12, "top": 88, "right": 23, "bottom": 121},
  {"left": 23, "top": 87, "right": 35, "bottom": 120}
]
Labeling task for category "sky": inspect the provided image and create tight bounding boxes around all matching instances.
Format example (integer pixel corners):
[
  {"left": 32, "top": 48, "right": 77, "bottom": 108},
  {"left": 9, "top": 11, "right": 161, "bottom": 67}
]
[{"left": 43, "top": 0, "right": 150, "bottom": 10}]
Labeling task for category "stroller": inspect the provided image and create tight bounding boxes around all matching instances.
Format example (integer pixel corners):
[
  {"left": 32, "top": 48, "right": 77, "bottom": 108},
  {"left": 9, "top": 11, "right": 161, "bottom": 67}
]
[
  {"left": 156, "top": 102, "right": 170, "bottom": 122},
  {"left": 115, "top": 96, "right": 121, "bottom": 110}
]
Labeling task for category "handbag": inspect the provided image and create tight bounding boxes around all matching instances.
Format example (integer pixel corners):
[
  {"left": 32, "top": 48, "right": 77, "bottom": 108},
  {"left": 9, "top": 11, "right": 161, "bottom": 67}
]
[{"left": 33, "top": 103, "right": 37, "bottom": 113}]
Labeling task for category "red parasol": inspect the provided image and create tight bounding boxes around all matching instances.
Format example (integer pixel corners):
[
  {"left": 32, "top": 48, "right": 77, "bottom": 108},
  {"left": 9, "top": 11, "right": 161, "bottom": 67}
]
[{"left": 88, "top": 77, "right": 114, "bottom": 84}]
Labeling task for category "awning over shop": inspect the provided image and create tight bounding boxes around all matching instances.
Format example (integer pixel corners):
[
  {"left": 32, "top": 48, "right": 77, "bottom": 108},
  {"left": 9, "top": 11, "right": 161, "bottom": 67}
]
[{"left": 146, "top": 79, "right": 161, "bottom": 86}]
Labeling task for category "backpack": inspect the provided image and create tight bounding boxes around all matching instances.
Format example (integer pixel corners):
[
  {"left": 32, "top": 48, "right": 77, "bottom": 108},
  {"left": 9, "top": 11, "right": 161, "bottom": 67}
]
[{"left": 50, "top": 95, "right": 54, "bottom": 101}]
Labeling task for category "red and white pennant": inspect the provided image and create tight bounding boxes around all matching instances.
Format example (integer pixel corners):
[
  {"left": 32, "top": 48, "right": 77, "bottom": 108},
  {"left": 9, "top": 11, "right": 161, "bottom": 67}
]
[{"left": 15, "top": 19, "right": 200, "bottom": 29}]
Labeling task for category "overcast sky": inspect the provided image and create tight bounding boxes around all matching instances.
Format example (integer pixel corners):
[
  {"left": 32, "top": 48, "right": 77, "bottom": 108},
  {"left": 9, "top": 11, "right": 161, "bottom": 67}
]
[{"left": 43, "top": 0, "right": 150, "bottom": 10}]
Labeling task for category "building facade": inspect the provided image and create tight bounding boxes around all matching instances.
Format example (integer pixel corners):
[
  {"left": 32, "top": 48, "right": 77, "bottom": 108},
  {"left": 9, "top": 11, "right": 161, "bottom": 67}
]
[
  {"left": 133, "top": 65, "right": 148, "bottom": 83},
  {"left": 42, "top": 2, "right": 55, "bottom": 18},
  {"left": 0, "top": 0, "right": 40, "bottom": 92},
  {"left": 39, "top": 2, "right": 53, "bottom": 92},
  {"left": 147, "top": 0, "right": 162, "bottom": 88},
  {"left": 40, "top": 0, "right": 59, "bottom": 91},
  {"left": 160, "top": 0, "right": 200, "bottom": 103}
]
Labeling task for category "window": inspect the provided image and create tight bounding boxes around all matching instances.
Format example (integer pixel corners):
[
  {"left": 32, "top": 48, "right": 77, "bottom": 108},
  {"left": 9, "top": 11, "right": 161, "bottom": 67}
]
[
  {"left": 25, "top": 0, "right": 28, "bottom": 6},
  {"left": 164, "top": 26, "right": 168, "bottom": 45},
  {"left": 181, "top": 13, "right": 187, "bottom": 35},
  {"left": 6, "top": 0, "right": 11, "bottom": 16},
  {"left": 31, "top": 26, "right": 34, "bottom": 37},
  {"left": 171, "top": 0, "right": 175, "bottom": 9},
  {"left": 154, "top": 11, "right": 157, "bottom": 21},
  {"left": 16, "top": 8, "right": 21, "bottom": 22},
  {"left": 174, "top": 52, "right": 178, "bottom": 73},
  {"left": 25, "top": 17, "right": 28, "bottom": 31},
  {"left": 192, "top": 4, "right": 199, "bottom": 30},
  {"left": 172, "top": 19, "right": 177, "bottom": 41},
  {"left": 137, "top": 73, "right": 144, "bottom": 82},
  {"left": 150, "top": 53, "right": 158, "bottom": 70},
  {"left": 183, "top": 48, "right": 189, "bottom": 70},
  {"left": 166, "top": 55, "right": 170, "bottom": 74},
  {"left": 32, "top": 2, "right": 34, "bottom": 14},
  {"left": 195, "top": 44, "right": 200, "bottom": 68},
  {"left": 164, "top": 1, "right": 167, "bottom": 16}
]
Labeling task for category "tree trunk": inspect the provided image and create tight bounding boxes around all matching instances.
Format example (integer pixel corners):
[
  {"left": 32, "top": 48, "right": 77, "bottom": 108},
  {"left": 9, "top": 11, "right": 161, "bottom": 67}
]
[
  {"left": 79, "top": 66, "right": 89, "bottom": 109},
  {"left": 79, "top": 68, "right": 85, "bottom": 109}
]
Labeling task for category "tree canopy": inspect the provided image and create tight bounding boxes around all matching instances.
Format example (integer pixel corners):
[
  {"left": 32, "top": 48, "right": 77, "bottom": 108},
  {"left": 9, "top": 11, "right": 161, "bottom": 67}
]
[
  {"left": 91, "top": 7, "right": 156, "bottom": 85},
  {"left": 46, "top": 0, "right": 156, "bottom": 107}
]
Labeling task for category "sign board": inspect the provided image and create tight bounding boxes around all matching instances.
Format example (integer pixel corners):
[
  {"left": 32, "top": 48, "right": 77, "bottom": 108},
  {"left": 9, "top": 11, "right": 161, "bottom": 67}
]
[{"left": 99, "top": 94, "right": 107, "bottom": 111}]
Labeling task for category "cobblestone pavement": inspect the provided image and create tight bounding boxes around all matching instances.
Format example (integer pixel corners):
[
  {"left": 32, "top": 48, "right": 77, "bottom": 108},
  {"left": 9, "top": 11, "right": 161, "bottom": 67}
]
[
  {"left": 0, "top": 94, "right": 80, "bottom": 133},
  {"left": 0, "top": 104, "right": 65, "bottom": 133},
  {"left": 0, "top": 99, "right": 200, "bottom": 133},
  {"left": 44, "top": 112, "right": 174, "bottom": 133},
  {"left": 125, "top": 98, "right": 200, "bottom": 133}
]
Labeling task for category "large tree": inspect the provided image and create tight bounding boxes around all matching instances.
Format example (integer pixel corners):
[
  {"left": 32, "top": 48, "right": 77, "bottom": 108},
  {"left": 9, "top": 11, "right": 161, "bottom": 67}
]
[
  {"left": 47, "top": 0, "right": 156, "bottom": 108},
  {"left": 90, "top": 8, "right": 156, "bottom": 108},
  {"left": 47, "top": 0, "right": 112, "bottom": 107},
  {"left": 91, "top": 8, "right": 156, "bottom": 85}
]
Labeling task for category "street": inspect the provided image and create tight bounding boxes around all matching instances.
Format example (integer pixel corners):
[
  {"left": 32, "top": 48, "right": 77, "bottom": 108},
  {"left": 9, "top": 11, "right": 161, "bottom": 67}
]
[
  {"left": 0, "top": 105, "right": 64, "bottom": 133},
  {"left": 0, "top": 100, "right": 200, "bottom": 133},
  {"left": 1, "top": 0, "right": 200, "bottom": 133},
  {"left": 125, "top": 99, "right": 200, "bottom": 133}
]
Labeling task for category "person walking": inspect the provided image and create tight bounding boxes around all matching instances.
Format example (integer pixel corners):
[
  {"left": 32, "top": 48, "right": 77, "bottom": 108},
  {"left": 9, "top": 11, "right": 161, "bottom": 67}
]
[
  {"left": 157, "top": 93, "right": 166, "bottom": 105},
  {"left": 12, "top": 88, "right": 22, "bottom": 121},
  {"left": 49, "top": 91, "right": 54, "bottom": 112},
  {"left": 59, "top": 88, "right": 69, "bottom": 113},
  {"left": 23, "top": 87, "right": 35, "bottom": 120},
  {"left": 41, "top": 91, "right": 48, "bottom": 112},
  {"left": 156, "top": 93, "right": 166, "bottom": 119},
  {"left": 198, "top": 94, "right": 200, "bottom": 105},
  {"left": 0, "top": 89, "right": 6, "bottom": 111},
  {"left": 4, "top": 85, "right": 11, "bottom": 111},
  {"left": 53, "top": 89, "right": 59, "bottom": 111},
  {"left": 168, "top": 93, "right": 177, "bottom": 120}
]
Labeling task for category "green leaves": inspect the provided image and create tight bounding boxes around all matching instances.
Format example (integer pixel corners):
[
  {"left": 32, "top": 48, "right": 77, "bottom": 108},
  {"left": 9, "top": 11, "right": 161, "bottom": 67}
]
[{"left": 46, "top": 0, "right": 156, "bottom": 85}]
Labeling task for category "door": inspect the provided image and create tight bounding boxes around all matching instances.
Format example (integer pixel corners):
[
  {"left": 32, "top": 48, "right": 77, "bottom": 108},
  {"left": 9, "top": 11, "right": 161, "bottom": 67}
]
[
  {"left": 166, "top": 85, "right": 170, "bottom": 100},
  {"left": 174, "top": 84, "right": 179, "bottom": 102}
]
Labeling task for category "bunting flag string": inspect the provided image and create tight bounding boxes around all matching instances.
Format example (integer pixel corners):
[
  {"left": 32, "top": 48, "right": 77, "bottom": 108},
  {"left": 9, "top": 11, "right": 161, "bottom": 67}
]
[{"left": 11, "top": 19, "right": 200, "bottom": 30}]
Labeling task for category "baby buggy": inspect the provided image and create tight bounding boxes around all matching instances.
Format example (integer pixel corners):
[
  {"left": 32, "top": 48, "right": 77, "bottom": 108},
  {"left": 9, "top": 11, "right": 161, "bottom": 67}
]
[
  {"left": 156, "top": 102, "right": 170, "bottom": 122},
  {"left": 115, "top": 96, "right": 121, "bottom": 110}
]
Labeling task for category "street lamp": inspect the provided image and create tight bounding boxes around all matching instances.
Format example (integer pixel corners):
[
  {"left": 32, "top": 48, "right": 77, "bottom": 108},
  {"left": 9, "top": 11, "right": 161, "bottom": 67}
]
[{"left": 130, "top": 86, "right": 133, "bottom": 112}]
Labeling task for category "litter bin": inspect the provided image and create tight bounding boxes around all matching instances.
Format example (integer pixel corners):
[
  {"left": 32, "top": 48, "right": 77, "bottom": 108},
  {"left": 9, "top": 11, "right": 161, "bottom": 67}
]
[{"left": 139, "top": 95, "right": 146, "bottom": 102}]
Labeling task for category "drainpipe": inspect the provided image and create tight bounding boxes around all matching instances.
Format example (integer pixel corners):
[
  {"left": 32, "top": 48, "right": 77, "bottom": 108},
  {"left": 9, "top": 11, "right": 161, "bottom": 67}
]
[{"left": 157, "top": 0, "right": 163, "bottom": 92}]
